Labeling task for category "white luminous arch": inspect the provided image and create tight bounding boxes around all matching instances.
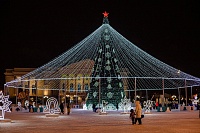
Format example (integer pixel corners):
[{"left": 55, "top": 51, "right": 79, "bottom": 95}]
[{"left": 43, "top": 97, "right": 60, "bottom": 114}]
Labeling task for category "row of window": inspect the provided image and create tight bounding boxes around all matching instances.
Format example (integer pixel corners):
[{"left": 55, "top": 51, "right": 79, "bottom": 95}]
[
  {"left": 29, "top": 83, "right": 89, "bottom": 95},
  {"left": 70, "top": 83, "right": 89, "bottom": 92}
]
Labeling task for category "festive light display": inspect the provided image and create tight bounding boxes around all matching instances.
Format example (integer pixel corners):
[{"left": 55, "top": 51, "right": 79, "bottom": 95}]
[
  {"left": 143, "top": 100, "right": 153, "bottom": 113},
  {"left": 0, "top": 91, "right": 12, "bottom": 119},
  {"left": 86, "top": 14, "right": 125, "bottom": 109},
  {"left": 119, "top": 96, "right": 131, "bottom": 113},
  {"left": 4, "top": 12, "right": 200, "bottom": 104},
  {"left": 43, "top": 97, "right": 60, "bottom": 114}
]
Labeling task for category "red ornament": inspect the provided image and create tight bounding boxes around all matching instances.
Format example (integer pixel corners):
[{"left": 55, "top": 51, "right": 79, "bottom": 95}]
[{"left": 102, "top": 11, "right": 109, "bottom": 18}]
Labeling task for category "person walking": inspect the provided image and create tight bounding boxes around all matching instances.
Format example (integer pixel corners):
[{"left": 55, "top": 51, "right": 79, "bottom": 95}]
[
  {"left": 92, "top": 104, "right": 96, "bottom": 112},
  {"left": 67, "top": 104, "right": 70, "bottom": 115},
  {"left": 135, "top": 101, "right": 142, "bottom": 125},
  {"left": 116, "top": 103, "right": 119, "bottom": 111},
  {"left": 60, "top": 102, "right": 64, "bottom": 114},
  {"left": 130, "top": 109, "right": 135, "bottom": 125}
]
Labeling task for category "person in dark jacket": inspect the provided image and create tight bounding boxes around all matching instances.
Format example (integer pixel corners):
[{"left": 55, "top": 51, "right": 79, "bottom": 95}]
[
  {"left": 67, "top": 104, "right": 70, "bottom": 115},
  {"left": 60, "top": 102, "right": 64, "bottom": 114},
  {"left": 130, "top": 109, "right": 135, "bottom": 125}
]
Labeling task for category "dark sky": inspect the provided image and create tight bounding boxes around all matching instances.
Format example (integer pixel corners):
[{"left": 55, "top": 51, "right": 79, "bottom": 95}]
[{"left": 0, "top": 0, "right": 200, "bottom": 88}]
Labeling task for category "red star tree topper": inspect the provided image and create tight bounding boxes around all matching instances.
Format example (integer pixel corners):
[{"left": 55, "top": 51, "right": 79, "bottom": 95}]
[{"left": 103, "top": 11, "right": 109, "bottom": 18}]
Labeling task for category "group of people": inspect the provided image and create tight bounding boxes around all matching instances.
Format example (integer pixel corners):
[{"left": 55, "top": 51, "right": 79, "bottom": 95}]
[
  {"left": 130, "top": 101, "right": 143, "bottom": 125},
  {"left": 60, "top": 100, "right": 143, "bottom": 125}
]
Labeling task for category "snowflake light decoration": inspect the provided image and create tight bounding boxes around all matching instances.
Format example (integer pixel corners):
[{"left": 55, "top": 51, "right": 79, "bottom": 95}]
[
  {"left": 119, "top": 95, "right": 131, "bottom": 112},
  {"left": 93, "top": 91, "right": 97, "bottom": 98},
  {"left": 143, "top": 100, "right": 153, "bottom": 113},
  {"left": 0, "top": 91, "right": 12, "bottom": 119},
  {"left": 107, "top": 92, "right": 113, "bottom": 98},
  {"left": 101, "top": 100, "right": 108, "bottom": 113}
]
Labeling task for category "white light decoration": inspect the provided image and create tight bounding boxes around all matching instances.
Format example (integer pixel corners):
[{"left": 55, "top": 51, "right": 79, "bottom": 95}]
[
  {"left": 107, "top": 92, "right": 113, "bottom": 98},
  {"left": 121, "top": 92, "right": 124, "bottom": 98},
  {"left": 105, "top": 65, "right": 111, "bottom": 70},
  {"left": 106, "top": 45, "right": 110, "bottom": 48},
  {"left": 93, "top": 91, "right": 97, "bottom": 98},
  {"left": 43, "top": 97, "right": 60, "bottom": 114},
  {"left": 107, "top": 77, "right": 111, "bottom": 83},
  {"left": 25, "top": 100, "right": 29, "bottom": 108},
  {"left": 17, "top": 102, "right": 21, "bottom": 108},
  {"left": 94, "top": 81, "right": 99, "bottom": 87},
  {"left": 119, "top": 96, "right": 131, "bottom": 113},
  {"left": 143, "top": 100, "right": 153, "bottom": 113},
  {"left": 101, "top": 100, "right": 108, "bottom": 113},
  {"left": 83, "top": 103, "right": 87, "bottom": 110},
  {"left": 107, "top": 84, "right": 112, "bottom": 89},
  {"left": 0, "top": 91, "right": 12, "bottom": 119}
]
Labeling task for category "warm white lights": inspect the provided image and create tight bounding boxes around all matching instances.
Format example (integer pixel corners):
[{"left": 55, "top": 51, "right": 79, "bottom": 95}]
[{"left": 4, "top": 18, "right": 200, "bottom": 91}]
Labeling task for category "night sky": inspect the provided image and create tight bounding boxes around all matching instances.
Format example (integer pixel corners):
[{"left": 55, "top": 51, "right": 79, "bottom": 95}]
[{"left": 0, "top": 0, "right": 200, "bottom": 88}]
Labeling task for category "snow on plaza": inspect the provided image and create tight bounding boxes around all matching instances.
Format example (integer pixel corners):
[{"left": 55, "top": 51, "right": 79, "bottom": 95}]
[{"left": 0, "top": 109, "right": 200, "bottom": 133}]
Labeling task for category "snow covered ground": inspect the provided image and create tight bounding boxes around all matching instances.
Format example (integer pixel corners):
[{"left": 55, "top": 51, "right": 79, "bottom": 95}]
[{"left": 0, "top": 109, "right": 200, "bottom": 133}]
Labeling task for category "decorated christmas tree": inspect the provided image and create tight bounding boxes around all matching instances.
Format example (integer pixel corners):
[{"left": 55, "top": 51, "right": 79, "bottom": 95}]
[{"left": 86, "top": 12, "right": 125, "bottom": 110}]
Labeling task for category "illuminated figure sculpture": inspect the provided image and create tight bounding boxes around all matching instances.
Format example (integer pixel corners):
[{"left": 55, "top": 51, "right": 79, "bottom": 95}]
[
  {"left": 143, "top": 100, "right": 153, "bottom": 113},
  {"left": 43, "top": 97, "right": 60, "bottom": 114},
  {"left": 0, "top": 91, "right": 12, "bottom": 119},
  {"left": 119, "top": 96, "right": 131, "bottom": 113}
]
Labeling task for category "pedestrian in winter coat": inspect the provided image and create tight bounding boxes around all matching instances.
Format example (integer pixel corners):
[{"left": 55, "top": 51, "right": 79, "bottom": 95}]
[
  {"left": 130, "top": 109, "right": 135, "bottom": 125},
  {"left": 135, "top": 101, "right": 142, "bottom": 125},
  {"left": 60, "top": 102, "right": 64, "bottom": 114},
  {"left": 67, "top": 105, "right": 70, "bottom": 115}
]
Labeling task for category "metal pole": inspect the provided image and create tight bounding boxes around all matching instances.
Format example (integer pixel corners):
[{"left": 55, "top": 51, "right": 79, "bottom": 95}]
[
  {"left": 199, "top": 109, "right": 200, "bottom": 118},
  {"left": 162, "top": 78, "right": 165, "bottom": 107},
  {"left": 58, "top": 88, "right": 60, "bottom": 105},
  {"left": 190, "top": 86, "right": 193, "bottom": 99},
  {"left": 42, "top": 89, "right": 44, "bottom": 106},
  {"left": 28, "top": 80, "right": 30, "bottom": 105},
  {"left": 185, "top": 79, "right": 187, "bottom": 106},
  {"left": 3, "top": 84, "right": 6, "bottom": 95},
  {"left": 99, "top": 78, "right": 101, "bottom": 108},
  {"left": 178, "top": 88, "right": 180, "bottom": 105},
  {"left": 162, "top": 78, "right": 164, "bottom": 96},
  {"left": 76, "top": 87, "right": 77, "bottom": 105},
  {"left": 35, "top": 81, "right": 38, "bottom": 107},
  {"left": 64, "top": 80, "right": 67, "bottom": 109},
  {"left": 16, "top": 87, "right": 18, "bottom": 105},
  {"left": 146, "top": 89, "right": 148, "bottom": 100},
  {"left": 134, "top": 77, "right": 136, "bottom": 101}
]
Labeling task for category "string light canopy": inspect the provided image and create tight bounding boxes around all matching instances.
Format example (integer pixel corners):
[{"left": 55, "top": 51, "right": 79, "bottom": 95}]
[{"left": 5, "top": 11, "right": 200, "bottom": 92}]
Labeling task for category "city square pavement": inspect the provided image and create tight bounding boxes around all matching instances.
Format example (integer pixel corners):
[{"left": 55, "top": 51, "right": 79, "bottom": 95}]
[{"left": 0, "top": 108, "right": 200, "bottom": 133}]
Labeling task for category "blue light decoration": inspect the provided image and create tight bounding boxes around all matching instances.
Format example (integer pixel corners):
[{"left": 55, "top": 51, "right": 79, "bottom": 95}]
[{"left": 5, "top": 11, "right": 200, "bottom": 110}]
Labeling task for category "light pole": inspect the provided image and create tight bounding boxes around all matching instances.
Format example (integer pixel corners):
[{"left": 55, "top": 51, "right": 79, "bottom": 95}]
[{"left": 99, "top": 78, "right": 101, "bottom": 109}]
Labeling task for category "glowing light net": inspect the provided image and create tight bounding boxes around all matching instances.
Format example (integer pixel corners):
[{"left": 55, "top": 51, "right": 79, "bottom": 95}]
[{"left": 5, "top": 17, "right": 200, "bottom": 91}]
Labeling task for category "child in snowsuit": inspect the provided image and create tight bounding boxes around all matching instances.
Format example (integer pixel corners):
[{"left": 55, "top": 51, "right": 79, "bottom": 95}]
[{"left": 130, "top": 109, "right": 135, "bottom": 125}]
